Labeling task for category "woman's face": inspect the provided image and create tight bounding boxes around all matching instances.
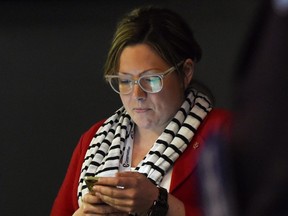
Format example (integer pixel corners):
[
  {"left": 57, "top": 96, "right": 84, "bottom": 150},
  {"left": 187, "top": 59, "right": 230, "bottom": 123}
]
[{"left": 118, "top": 44, "right": 188, "bottom": 132}]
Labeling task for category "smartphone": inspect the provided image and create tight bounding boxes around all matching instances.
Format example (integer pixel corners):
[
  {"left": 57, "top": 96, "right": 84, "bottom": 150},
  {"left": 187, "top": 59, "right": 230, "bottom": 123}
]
[{"left": 84, "top": 176, "right": 100, "bottom": 192}]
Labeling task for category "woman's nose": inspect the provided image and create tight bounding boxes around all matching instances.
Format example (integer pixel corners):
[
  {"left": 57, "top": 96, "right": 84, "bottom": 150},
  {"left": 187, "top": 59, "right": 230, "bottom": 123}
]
[{"left": 132, "top": 82, "right": 146, "bottom": 100}]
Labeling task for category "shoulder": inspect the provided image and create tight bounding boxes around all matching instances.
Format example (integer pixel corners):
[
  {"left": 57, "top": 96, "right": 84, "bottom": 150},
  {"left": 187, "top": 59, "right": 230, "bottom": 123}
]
[
  {"left": 205, "top": 108, "right": 232, "bottom": 125},
  {"left": 77, "top": 119, "right": 106, "bottom": 152},
  {"left": 82, "top": 119, "right": 106, "bottom": 138},
  {"left": 197, "top": 108, "right": 232, "bottom": 140}
]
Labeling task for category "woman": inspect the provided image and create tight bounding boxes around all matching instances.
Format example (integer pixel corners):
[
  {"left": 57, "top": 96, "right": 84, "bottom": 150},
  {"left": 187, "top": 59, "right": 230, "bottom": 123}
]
[{"left": 51, "top": 6, "right": 231, "bottom": 216}]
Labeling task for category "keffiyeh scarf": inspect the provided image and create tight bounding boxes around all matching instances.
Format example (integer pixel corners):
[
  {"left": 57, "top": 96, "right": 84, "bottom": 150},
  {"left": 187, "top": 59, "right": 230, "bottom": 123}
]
[{"left": 77, "top": 89, "right": 212, "bottom": 204}]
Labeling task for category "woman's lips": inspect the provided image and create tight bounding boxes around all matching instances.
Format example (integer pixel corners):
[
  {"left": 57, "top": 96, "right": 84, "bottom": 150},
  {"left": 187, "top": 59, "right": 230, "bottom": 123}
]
[{"left": 133, "top": 108, "right": 150, "bottom": 113}]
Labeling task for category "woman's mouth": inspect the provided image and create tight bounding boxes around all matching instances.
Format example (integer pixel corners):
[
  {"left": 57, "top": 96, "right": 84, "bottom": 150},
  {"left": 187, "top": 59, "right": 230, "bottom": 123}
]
[{"left": 133, "top": 108, "right": 150, "bottom": 113}]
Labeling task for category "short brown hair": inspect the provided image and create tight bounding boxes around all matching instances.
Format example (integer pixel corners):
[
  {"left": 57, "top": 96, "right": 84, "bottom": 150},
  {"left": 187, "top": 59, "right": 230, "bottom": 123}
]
[{"left": 104, "top": 6, "right": 202, "bottom": 76}]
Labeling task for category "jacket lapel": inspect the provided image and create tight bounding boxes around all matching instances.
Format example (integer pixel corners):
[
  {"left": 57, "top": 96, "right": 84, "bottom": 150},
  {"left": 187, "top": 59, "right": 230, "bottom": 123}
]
[{"left": 169, "top": 136, "right": 204, "bottom": 193}]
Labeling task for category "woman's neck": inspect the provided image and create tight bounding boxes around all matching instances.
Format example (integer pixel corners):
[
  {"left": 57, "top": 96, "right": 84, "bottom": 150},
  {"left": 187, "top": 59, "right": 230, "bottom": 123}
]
[
  {"left": 131, "top": 126, "right": 161, "bottom": 167},
  {"left": 134, "top": 126, "right": 162, "bottom": 146}
]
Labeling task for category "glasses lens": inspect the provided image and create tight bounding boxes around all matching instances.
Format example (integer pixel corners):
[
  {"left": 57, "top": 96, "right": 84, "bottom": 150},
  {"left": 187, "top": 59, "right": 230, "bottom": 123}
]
[
  {"left": 109, "top": 77, "right": 132, "bottom": 94},
  {"left": 108, "top": 74, "right": 163, "bottom": 94},
  {"left": 139, "top": 75, "right": 162, "bottom": 93}
]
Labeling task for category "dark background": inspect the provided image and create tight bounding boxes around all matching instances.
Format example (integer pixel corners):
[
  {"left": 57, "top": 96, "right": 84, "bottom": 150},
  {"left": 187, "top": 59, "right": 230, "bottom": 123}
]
[{"left": 0, "top": 1, "right": 261, "bottom": 215}]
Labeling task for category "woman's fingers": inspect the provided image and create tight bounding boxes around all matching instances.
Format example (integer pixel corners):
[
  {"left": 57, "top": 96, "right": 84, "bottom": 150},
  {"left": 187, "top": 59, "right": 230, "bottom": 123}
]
[
  {"left": 91, "top": 172, "right": 157, "bottom": 214},
  {"left": 81, "top": 193, "right": 128, "bottom": 215}
]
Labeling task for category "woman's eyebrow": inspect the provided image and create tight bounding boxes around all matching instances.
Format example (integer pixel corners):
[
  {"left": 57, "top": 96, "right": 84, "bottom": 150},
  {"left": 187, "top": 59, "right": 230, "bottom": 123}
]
[{"left": 118, "top": 68, "right": 163, "bottom": 76}]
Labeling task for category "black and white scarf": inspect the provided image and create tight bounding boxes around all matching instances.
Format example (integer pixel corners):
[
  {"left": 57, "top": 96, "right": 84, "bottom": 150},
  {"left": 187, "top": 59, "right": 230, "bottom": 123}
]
[{"left": 77, "top": 89, "right": 212, "bottom": 204}]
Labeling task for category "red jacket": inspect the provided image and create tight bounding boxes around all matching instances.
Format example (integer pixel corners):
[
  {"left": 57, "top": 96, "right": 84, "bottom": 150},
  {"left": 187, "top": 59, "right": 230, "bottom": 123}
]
[{"left": 51, "top": 109, "right": 231, "bottom": 216}]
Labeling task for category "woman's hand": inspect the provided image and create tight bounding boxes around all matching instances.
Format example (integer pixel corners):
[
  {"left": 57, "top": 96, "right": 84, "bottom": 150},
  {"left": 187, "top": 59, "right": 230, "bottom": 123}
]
[
  {"left": 73, "top": 192, "right": 128, "bottom": 216},
  {"left": 92, "top": 172, "right": 159, "bottom": 215}
]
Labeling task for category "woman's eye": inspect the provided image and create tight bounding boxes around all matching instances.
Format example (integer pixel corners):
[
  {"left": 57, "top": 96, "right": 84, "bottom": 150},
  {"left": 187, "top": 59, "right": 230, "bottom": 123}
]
[
  {"left": 145, "top": 76, "right": 160, "bottom": 83},
  {"left": 119, "top": 78, "right": 131, "bottom": 85}
]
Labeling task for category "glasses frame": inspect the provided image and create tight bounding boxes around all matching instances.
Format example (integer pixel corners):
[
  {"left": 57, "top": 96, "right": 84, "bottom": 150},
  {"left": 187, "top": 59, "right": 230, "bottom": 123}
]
[{"left": 105, "top": 62, "right": 183, "bottom": 95}]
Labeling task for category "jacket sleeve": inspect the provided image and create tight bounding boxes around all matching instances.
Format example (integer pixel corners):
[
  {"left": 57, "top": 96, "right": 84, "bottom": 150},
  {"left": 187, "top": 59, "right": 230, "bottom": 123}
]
[{"left": 50, "top": 120, "right": 105, "bottom": 216}]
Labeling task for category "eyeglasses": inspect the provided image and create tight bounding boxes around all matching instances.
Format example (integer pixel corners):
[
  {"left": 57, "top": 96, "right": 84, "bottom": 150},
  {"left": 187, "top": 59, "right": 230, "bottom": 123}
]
[{"left": 105, "top": 62, "right": 182, "bottom": 95}]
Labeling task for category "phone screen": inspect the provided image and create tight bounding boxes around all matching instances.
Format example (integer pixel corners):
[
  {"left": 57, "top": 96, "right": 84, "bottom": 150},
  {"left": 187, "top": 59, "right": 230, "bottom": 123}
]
[{"left": 84, "top": 176, "right": 99, "bottom": 192}]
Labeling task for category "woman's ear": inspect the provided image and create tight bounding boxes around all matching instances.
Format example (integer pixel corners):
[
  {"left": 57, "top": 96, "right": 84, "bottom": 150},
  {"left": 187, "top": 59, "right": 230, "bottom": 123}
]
[{"left": 183, "top": 58, "right": 194, "bottom": 89}]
